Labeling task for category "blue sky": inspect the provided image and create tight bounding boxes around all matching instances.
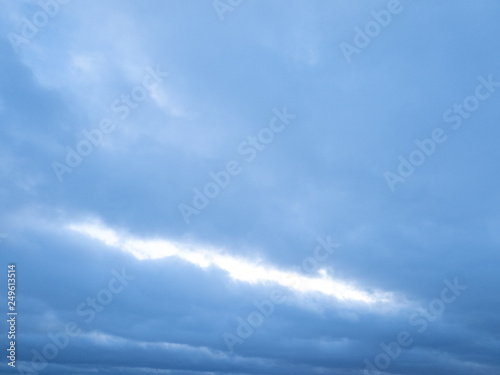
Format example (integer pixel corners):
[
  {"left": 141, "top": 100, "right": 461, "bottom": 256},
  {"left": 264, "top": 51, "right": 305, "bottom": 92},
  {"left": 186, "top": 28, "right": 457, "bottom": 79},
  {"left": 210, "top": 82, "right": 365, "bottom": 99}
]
[{"left": 1, "top": 0, "right": 500, "bottom": 374}]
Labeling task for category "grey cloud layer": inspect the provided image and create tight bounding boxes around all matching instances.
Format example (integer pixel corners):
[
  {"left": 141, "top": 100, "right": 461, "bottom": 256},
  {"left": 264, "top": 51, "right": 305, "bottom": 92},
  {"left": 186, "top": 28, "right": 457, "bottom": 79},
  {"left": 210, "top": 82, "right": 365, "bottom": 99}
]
[{"left": 1, "top": 0, "right": 500, "bottom": 374}]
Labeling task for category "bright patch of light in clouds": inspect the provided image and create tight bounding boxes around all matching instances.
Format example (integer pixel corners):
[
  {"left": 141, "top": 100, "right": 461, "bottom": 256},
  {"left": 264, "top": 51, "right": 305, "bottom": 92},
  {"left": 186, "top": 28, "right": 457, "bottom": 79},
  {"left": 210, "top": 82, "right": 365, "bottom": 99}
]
[{"left": 67, "top": 221, "right": 396, "bottom": 305}]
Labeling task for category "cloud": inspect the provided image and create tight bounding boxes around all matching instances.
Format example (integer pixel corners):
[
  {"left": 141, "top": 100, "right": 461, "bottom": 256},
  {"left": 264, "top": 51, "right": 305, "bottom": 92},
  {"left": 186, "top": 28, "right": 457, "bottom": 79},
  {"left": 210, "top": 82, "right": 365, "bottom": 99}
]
[
  {"left": 67, "top": 220, "right": 399, "bottom": 306},
  {"left": 2, "top": 0, "right": 500, "bottom": 374}
]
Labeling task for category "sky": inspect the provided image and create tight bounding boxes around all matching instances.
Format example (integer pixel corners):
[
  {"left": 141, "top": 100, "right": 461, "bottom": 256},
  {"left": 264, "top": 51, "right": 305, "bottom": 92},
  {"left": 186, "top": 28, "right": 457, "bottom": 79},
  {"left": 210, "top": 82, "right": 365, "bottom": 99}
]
[{"left": 1, "top": 0, "right": 500, "bottom": 374}]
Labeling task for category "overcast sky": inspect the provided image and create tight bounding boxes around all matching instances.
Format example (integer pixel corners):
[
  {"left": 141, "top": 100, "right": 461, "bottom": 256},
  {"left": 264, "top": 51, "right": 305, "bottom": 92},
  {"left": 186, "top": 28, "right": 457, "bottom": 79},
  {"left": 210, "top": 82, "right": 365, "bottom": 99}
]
[{"left": 1, "top": 1, "right": 500, "bottom": 374}]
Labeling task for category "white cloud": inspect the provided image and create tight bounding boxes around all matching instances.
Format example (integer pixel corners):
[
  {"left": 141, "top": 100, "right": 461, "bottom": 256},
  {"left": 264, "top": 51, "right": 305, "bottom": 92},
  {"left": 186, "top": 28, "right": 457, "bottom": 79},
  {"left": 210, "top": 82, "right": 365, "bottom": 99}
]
[{"left": 67, "top": 220, "right": 399, "bottom": 306}]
